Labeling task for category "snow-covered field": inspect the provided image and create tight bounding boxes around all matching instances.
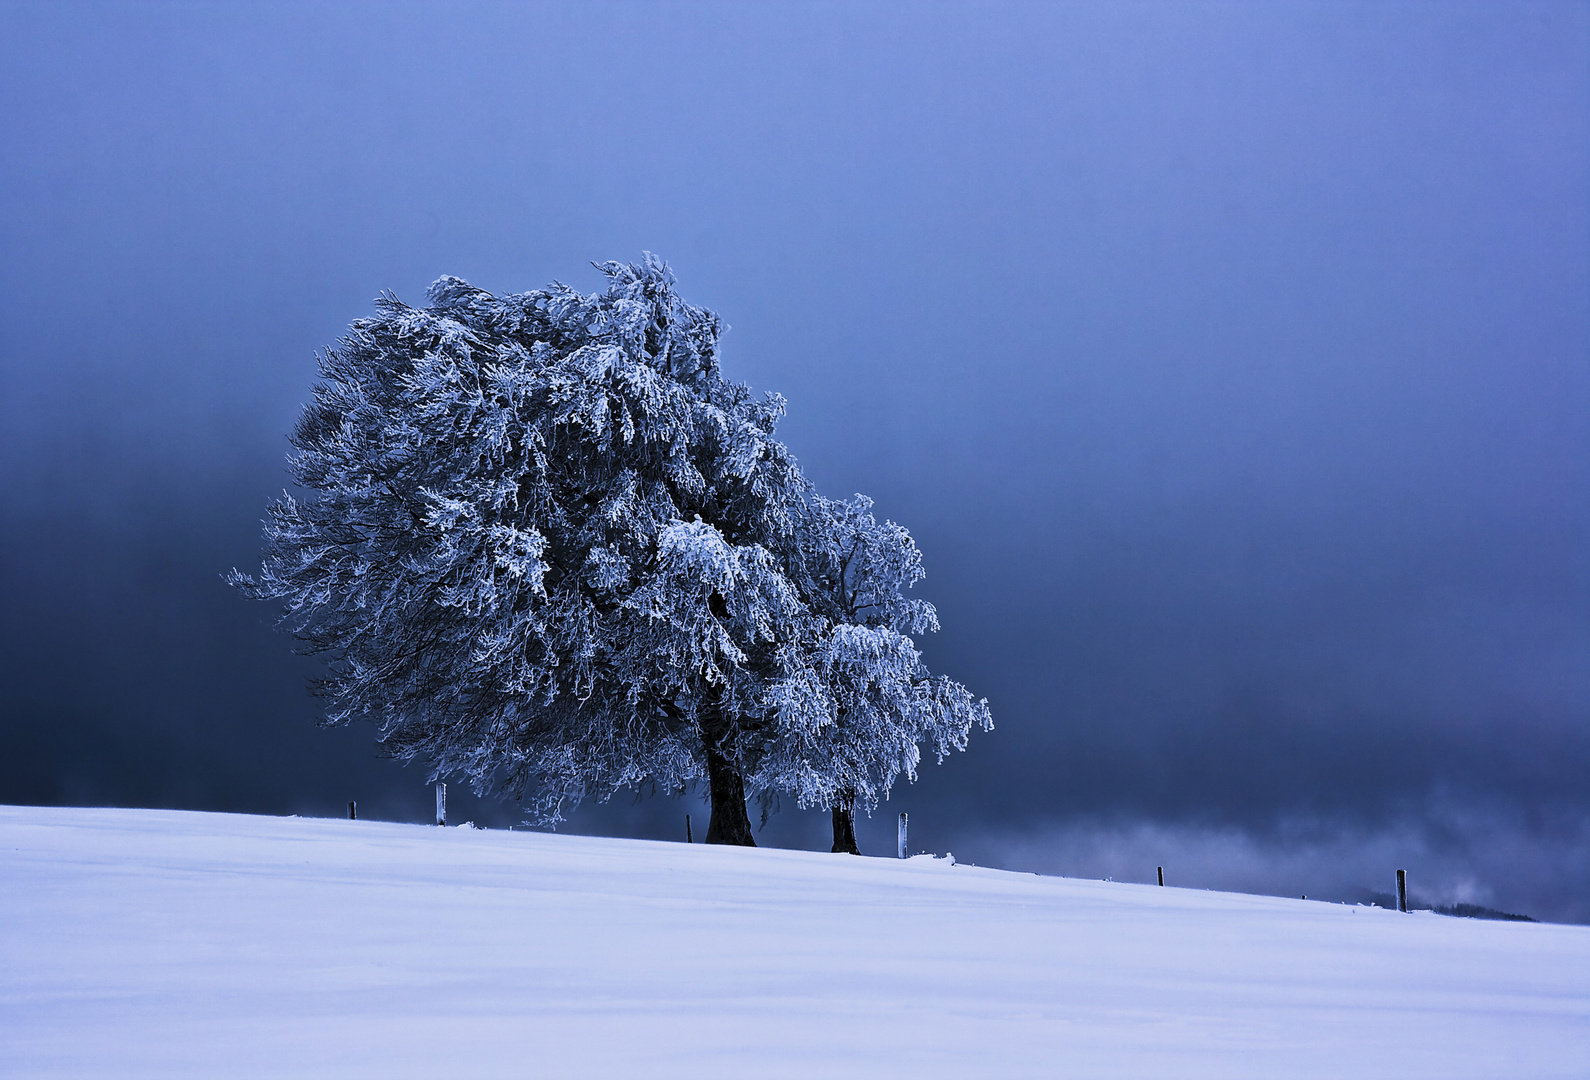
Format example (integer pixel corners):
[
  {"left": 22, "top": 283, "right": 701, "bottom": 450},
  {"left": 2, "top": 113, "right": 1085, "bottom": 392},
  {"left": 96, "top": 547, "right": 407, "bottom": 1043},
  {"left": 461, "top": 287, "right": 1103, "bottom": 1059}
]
[{"left": 1, "top": 806, "right": 1584, "bottom": 1078}]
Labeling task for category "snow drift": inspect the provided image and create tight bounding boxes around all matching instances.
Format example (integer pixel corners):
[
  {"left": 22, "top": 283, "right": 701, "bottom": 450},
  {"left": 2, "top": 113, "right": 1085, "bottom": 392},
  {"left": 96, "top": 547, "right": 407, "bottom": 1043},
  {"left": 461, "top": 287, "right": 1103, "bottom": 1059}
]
[{"left": 1, "top": 805, "right": 1584, "bottom": 1078}]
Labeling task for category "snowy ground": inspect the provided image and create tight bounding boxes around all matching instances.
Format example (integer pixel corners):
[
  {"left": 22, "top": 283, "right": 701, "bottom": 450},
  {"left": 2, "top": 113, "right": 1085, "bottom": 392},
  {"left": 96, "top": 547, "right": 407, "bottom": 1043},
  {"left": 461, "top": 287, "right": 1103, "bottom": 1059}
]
[{"left": 1, "top": 806, "right": 1585, "bottom": 1078}]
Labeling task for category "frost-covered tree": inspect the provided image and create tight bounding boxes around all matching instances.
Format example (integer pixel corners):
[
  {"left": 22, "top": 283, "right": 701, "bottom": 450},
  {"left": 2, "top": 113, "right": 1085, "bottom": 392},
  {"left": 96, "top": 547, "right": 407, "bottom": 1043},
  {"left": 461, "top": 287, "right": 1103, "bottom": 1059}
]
[
  {"left": 755, "top": 495, "right": 992, "bottom": 853},
  {"left": 234, "top": 256, "right": 990, "bottom": 848},
  {"left": 231, "top": 256, "right": 809, "bottom": 843}
]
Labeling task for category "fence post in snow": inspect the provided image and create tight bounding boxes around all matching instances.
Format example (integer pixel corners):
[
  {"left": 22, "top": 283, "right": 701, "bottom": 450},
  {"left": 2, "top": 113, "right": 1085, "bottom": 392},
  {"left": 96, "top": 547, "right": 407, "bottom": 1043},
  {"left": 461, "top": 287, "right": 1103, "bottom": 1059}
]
[
  {"left": 435, "top": 782, "right": 447, "bottom": 827},
  {"left": 897, "top": 813, "right": 908, "bottom": 859},
  {"left": 348, "top": 800, "right": 356, "bottom": 821},
  {"left": 1157, "top": 866, "right": 1164, "bottom": 886},
  {"left": 686, "top": 814, "right": 692, "bottom": 843},
  {"left": 1396, "top": 868, "right": 1408, "bottom": 912}
]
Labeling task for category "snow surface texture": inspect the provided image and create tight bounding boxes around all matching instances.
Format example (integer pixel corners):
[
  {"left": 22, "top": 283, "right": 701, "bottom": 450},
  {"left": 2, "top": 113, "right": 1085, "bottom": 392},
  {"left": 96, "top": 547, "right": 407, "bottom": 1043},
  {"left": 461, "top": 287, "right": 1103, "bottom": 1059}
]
[{"left": 2, "top": 807, "right": 1585, "bottom": 1078}]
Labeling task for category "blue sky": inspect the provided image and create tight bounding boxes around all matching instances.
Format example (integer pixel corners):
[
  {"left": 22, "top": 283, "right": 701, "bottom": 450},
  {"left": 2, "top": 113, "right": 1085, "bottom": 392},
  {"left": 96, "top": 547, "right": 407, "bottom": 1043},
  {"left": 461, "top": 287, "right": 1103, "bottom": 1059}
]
[{"left": 2, "top": 1, "right": 1586, "bottom": 919}]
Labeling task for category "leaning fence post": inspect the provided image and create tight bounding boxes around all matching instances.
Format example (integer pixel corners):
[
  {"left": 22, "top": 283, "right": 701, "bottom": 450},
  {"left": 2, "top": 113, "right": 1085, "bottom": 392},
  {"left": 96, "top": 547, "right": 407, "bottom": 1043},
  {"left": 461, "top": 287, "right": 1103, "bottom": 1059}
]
[
  {"left": 348, "top": 800, "right": 357, "bottom": 821},
  {"left": 897, "top": 812, "right": 908, "bottom": 859},
  {"left": 435, "top": 782, "right": 447, "bottom": 826},
  {"left": 1157, "top": 866, "right": 1164, "bottom": 886},
  {"left": 1396, "top": 868, "right": 1408, "bottom": 912}
]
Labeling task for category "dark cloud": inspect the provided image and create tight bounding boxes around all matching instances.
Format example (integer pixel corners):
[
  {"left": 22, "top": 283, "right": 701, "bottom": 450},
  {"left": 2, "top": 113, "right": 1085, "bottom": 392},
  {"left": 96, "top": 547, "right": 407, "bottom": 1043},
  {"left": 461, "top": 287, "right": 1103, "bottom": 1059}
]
[{"left": 2, "top": 2, "right": 1586, "bottom": 920}]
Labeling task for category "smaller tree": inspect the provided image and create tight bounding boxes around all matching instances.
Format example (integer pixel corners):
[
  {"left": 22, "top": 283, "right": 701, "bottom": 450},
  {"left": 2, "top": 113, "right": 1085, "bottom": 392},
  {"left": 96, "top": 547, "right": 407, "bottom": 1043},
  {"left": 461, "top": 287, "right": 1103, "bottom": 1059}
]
[{"left": 755, "top": 495, "right": 992, "bottom": 853}]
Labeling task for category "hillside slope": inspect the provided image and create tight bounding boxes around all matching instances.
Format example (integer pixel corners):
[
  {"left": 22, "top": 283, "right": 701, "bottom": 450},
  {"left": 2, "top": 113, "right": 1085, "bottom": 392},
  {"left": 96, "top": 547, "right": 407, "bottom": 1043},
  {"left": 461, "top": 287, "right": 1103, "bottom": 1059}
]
[{"left": 1, "top": 806, "right": 1584, "bottom": 1078}]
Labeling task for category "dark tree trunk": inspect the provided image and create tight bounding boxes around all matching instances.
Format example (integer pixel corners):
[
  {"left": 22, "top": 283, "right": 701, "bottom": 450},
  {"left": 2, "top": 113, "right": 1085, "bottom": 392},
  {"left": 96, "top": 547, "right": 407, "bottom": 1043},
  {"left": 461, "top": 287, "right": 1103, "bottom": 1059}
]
[
  {"left": 704, "top": 742, "right": 755, "bottom": 846},
  {"left": 700, "top": 691, "right": 755, "bottom": 846},
  {"left": 831, "top": 788, "right": 860, "bottom": 854}
]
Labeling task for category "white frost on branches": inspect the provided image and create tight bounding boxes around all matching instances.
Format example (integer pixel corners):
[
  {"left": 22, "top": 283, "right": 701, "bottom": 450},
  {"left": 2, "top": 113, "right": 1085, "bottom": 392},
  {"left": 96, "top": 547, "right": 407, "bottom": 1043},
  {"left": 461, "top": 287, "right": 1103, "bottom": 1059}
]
[
  {"left": 755, "top": 495, "right": 993, "bottom": 817},
  {"left": 232, "top": 256, "right": 989, "bottom": 826}
]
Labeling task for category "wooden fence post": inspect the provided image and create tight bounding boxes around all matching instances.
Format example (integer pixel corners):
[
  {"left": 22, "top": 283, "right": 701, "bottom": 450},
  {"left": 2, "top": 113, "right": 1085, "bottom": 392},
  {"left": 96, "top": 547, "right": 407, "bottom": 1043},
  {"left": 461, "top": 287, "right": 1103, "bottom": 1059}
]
[
  {"left": 348, "top": 800, "right": 357, "bottom": 821},
  {"left": 686, "top": 813, "right": 692, "bottom": 844},
  {"left": 1397, "top": 868, "right": 1408, "bottom": 912},
  {"left": 1157, "top": 866, "right": 1164, "bottom": 886},
  {"left": 897, "top": 812, "right": 908, "bottom": 859},
  {"left": 435, "top": 782, "right": 447, "bottom": 827}
]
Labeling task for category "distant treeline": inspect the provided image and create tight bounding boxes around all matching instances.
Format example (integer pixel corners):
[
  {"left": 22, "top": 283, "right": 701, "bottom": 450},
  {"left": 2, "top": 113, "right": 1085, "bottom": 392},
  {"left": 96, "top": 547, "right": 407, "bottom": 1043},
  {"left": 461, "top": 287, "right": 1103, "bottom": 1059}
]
[{"left": 1356, "top": 890, "right": 1535, "bottom": 922}]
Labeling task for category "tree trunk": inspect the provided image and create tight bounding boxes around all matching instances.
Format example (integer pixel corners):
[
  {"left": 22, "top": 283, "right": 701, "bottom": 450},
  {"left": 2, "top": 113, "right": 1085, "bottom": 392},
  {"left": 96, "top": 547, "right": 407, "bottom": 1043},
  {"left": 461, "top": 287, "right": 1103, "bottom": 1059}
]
[
  {"left": 699, "top": 692, "right": 755, "bottom": 846},
  {"left": 704, "top": 741, "right": 755, "bottom": 846},
  {"left": 831, "top": 788, "right": 860, "bottom": 854}
]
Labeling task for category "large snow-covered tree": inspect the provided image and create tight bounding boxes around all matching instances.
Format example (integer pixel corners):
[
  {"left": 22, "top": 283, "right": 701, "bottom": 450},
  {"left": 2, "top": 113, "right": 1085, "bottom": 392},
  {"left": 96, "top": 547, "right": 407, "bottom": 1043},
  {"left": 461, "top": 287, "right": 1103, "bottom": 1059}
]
[
  {"left": 234, "top": 256, "right": 989, "bottom": 847},
  {"left": 756, "top": 494, "right": 992, "bottom": 853},
  {"left": 231, "top": 256, "right": 809, "bottom": 842}
]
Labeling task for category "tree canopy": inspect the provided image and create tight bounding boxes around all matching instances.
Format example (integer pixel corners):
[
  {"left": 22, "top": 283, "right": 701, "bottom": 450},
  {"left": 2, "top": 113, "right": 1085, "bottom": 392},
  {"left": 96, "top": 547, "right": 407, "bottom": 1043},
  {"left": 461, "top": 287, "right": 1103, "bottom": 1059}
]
[
  {"left": 756, "top": 494, "right": 993, "bottom": 851},
  {"left": 233, "top": 256, "right": 988, "bottom": 847}
]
